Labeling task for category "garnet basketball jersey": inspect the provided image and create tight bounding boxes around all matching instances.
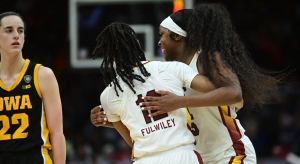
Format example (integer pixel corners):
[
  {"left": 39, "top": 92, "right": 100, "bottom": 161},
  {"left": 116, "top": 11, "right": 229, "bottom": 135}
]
[
  {"left": 0, "top": 59, "right": 51, "bottom": 154},
  {"left": 186, "top": 51, "right": 245, "bottom": 162},
  {"left": 101, "top": 61, "right": 198, "bottom": 158}
]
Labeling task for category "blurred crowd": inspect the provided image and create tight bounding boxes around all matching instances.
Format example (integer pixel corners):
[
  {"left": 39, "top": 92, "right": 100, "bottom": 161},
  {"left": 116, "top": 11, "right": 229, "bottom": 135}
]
[{"left": 0, "top": 0, "right": 299, "bottom": 163}]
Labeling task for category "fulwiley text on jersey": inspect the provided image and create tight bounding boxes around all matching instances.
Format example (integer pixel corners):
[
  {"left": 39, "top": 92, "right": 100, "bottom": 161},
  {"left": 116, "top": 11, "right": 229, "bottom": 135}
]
[{"left": 141, "top": 118, "right": 175, "bottom": 136}]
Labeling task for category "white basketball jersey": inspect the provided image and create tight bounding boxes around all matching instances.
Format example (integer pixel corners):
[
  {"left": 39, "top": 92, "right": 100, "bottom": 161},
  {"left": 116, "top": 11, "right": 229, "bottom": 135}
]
[
  {"left": 101, "top": 61, "right": 198, "bottom": 158},
  {"left": 186, "top": 51, "right": 246, "bottom": 162}
]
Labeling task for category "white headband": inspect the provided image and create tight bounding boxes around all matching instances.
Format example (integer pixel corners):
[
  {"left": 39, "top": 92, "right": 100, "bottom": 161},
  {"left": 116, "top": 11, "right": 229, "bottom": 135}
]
[{"left": 160, "top": 16, "right": 187, "bottom": 37}]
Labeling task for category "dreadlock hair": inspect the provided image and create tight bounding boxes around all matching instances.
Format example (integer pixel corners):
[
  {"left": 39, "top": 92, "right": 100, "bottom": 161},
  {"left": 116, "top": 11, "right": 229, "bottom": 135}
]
[
  {"left": 0, "top": 11, "right": 25, "bottom": 28},
  {"left": 185, "top": 3, "right": 287, "bottom": 108},
  {"left": 93, "top": 22, "right": 151, "bottom": 96}
]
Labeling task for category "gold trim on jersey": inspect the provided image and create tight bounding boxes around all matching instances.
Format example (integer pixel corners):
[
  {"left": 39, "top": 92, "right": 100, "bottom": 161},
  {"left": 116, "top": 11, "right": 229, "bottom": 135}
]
[
  {"left": 33, "top": 63, "right": 51, "bottom": 152},
  {"left": 185, "top": 108, "right": 192, "bottom": 127},
  {"left": 230, "top": 155, "right": 246, "bottom": 164},
  {"left": 131, "top": 140, "right": 135, "bottom": 161},
  {"left": 42, "top": 147, "right": 53, "bottom": 164},
  {"left": 0, "top": 59, "right": 30, "bottom": 91},
  {"left": 188, "top": 53, "right": 197, "bottom": 66},
  {"left": 218, "top": 106, "right": 242, "bottom": 143},
  {"left": 133, "top": 61, "right": 151, "bottom": 69},
  {"left": 42, "top": 103, "right": 51, "bottom": 150},
  {"left": 188, "top": 49, "right": 201, "bottom": 66},
  {"left": 34, "top": 64, "right": 42, "bottom": 98}
]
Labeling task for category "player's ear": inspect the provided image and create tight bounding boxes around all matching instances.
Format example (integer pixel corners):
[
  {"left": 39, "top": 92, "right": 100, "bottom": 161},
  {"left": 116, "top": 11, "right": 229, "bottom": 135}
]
[{"left": 174, "top": 33, "right": 183, "bottom": 41}]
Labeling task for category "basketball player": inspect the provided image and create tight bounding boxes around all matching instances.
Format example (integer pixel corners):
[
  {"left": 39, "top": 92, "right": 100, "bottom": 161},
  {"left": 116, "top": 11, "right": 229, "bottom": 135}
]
[
  {"left": 92, "top": 4, "right": 286, "bottom": 164},
  {"left": 93, "top": 22, "right": 230, "bottom": 163},
  {"left": 139, "top": 3, "right": 287, "bottom": 164},
  {"left": 0, "top": 12, "right": 66, "bottom": 164}
]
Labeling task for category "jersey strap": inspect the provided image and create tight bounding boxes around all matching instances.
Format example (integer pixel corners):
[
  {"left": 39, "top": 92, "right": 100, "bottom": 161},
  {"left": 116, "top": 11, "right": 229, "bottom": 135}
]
[{"left": 33, "top": 64, "right": 42, "bottom": 98}]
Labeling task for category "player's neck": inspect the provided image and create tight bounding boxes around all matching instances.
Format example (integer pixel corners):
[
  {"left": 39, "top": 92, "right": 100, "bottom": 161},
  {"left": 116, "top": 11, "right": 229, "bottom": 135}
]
[
  {"left": 0, "top": 55, "right": 25, "bottom": 78},
  {"left": 180, "top": 48, "right": 198, "bottom": 65}
]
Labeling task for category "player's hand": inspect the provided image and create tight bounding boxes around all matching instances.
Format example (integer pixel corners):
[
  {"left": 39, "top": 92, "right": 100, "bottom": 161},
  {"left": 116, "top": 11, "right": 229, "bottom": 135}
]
[
  {"left": 90, "top": 105, "right": 108, "bottom": 127},
  {"left": 140, "top": 90, "right": 181, "bottom": 117}
]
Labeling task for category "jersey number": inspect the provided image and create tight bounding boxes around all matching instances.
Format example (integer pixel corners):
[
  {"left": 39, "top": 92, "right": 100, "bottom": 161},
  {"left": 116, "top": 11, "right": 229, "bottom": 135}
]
[
  {"left": 0, "top": 113, "right": 29, "bottom": 140},
  {"left": 182, "top": 87, "right": 199, "bottom": 136},
  {"left": 187, "top": 108, "right": 199, "bottom": 136},
  {"left": 136, "top": 90, "right": 168, "bottom": 124}
]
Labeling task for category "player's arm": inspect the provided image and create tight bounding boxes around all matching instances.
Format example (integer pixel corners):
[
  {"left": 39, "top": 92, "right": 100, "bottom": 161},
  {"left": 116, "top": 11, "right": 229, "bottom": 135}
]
[
  {"left": 170, "top": 52, "right": 243, "bottom": 109},
  {"left": 90, "top": 105, "right": 114, "bottom": 128},
  {"left": 38, "top": 66, "right": 66, "bottom": 164},
  {"left": 100, "top": 90, "right": 132, "bottom": 146},
  {"left": 141, "top": 53, "right": 243, "bottom": 116},
  {"left": 112, "top": 121, "right": 133, "bottom": 147}
]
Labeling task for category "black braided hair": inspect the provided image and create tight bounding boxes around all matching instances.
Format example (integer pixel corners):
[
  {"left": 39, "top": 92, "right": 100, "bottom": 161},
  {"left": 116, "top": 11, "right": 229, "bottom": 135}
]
[
  {"left": 185, "top": 3, "right": 287, "bottom": 108},
  {"left": 93, "top": 22, "right": 151, "bottom": 96}
]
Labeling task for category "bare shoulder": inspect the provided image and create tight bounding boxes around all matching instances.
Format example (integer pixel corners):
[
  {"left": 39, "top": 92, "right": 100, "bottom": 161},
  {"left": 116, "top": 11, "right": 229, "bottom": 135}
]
[
  {"left": 37, "top": 66, "right": 56, "bottom": 80},
  {"left": 37, "top": 66, "right": 58, "bottom": 90},
  {"left": 36, "top": 66, "right": 59, "bottom": 98}
]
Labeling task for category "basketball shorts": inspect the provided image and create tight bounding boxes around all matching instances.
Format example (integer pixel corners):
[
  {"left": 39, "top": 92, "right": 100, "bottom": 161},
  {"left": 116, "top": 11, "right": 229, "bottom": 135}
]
[
  {"left": 134, "top": 144, "right": 204, "bottom": 164},
  {"left": 0, "top": 148, "right": 52, "bottom": 164},
  {"left": 205, "top": 135, "right": 256, "bottom": 164}
]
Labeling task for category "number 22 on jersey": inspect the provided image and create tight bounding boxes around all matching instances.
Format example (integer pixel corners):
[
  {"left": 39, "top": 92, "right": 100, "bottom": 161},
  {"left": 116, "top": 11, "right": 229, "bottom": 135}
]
[
  {"left": 136, "top": 90, "right": 168, "bottom": 124},
  {"left": 0, "top": 113, "right": 29, "bottom": 140}
]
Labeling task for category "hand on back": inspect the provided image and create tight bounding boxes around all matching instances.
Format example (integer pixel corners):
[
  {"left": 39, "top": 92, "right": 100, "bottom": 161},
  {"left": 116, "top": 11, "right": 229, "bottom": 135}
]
[{"left": 140, "top": 90, "right": 181, "bottom": 117}]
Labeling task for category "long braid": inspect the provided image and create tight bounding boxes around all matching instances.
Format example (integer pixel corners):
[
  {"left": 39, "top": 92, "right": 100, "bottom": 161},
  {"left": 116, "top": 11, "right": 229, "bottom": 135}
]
[{"left": 93, "top": 22, "right": 151, "bottom": 96}]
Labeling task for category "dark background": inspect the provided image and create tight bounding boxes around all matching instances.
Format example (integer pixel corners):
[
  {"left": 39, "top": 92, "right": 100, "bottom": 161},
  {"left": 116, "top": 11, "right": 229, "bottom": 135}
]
[{"left": 1, "top": 0, "right": 299, "bottom": 163}]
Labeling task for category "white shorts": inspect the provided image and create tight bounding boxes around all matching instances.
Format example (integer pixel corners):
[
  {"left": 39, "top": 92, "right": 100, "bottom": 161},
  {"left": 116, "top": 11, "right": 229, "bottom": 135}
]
[
  {"left": 134, "top": 144, "right": 204, "bottom": 164},
  {"left": 205, "top": 135, "right": 256, "bottom": 164}
]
